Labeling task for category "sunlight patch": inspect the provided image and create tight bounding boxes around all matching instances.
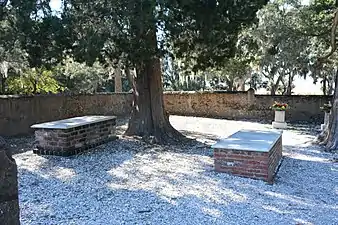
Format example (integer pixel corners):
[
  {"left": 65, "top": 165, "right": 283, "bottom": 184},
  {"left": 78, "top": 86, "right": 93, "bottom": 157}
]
[
  {"left": 262, "top": 205, "right": 293, "bottom": 214},
  {"left": 293, "top": 218, "right": 314, "bottom": 225},
  {"left": 53, "top": 167, "right": 76, "bottom": 181},
  {"left": 290, "top": 153, "right": 329, "bottom": 163},
  {"left": 201, "top": 207, "right": 222, "bottom": 217},
  {"left": 264, "top": 191, "right": 310, "bottom": 206},
  {"left": 15, "top": 153, "right": 49, "bottom": 173}
]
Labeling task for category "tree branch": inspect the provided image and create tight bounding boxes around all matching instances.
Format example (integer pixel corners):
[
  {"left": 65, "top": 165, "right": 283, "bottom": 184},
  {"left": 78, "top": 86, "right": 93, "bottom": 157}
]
[{"left": 318, "top": 9, "right": 338, "bottom": 62}]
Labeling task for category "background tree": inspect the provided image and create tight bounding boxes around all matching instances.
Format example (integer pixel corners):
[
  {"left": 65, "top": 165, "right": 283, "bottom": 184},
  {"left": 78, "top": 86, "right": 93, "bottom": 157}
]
[
  {"left": 54, "top": 56, "right": 108, "bottom": 93},
  {"left": 313, "top": 0, "right": 338, "bottom": 151},
  {"left": 0, "top": 1, "right": 27, "bottom": 94}
]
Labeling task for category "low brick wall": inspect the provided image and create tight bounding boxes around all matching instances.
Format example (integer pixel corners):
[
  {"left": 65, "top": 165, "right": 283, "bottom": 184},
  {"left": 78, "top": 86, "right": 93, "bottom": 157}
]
[
  {"left": 213, "top": 136, "right": 283, "bottom": 183},
  {"left": 33, "top": 117, "right": 117, "bottom": 156},
  {"left": 164, "top": 91, "right": 331, "bottom": 123},
  {"left": 0, "top": 93, "right": 132, "bottom": 136},
  {"left": 0, "top": 91, "right": 332, "bottom": 136}
]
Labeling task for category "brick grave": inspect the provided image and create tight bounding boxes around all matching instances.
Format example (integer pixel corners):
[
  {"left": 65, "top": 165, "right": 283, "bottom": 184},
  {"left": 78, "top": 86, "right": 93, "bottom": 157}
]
[
  {"left": 212, "top": 130, "right": 283, "bottom": 183},
  {"left": 31, "top": 116, "right": 117, "bottom": 156}
]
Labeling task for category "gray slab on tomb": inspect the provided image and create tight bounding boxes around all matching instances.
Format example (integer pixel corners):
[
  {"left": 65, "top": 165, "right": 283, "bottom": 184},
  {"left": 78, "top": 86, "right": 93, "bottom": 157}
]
[
  {"left": 31, "top": 115, "right": 116, "bottom": 129},
  {"left": 211, "top": 129, "right": 282, "bottom": 152}
]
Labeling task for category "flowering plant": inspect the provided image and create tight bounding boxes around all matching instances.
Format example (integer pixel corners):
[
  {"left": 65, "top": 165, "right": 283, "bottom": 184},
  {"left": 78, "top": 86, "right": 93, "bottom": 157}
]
[
  {"left": 271, "top": 101, "right": 288, "bottom": 111},
  {"left": 320, "top": 103, "right": 332, "bottom": 113}
]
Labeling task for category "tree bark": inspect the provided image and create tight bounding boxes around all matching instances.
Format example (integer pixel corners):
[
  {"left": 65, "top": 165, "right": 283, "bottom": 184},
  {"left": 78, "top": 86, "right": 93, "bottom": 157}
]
[
  {"left": 114, "top": 64, "right": 123, "bottom": 92},
  {"left": 270, "top": 74, "right": 283, "bottom": 95},
  {"left": 316, "top": 0, "right": 338, "bottom": 151},
  {"left": 323, "top": 75, "right": 327, "bottom": 95},
  {"left": 0, "top": 77, "right": 5, "bottom": 94},
  {"left": 124, "top": 4, "right": 187, "bottom": 144},
  {"left": 0, "top": 137, "right": 20, "bottom": 225},
  {"left": 321, "top": 68, "right": 338, "bottom": 151},
  {"left": 125, "top": 58, "right": 186, "bottom": 144},
  {"left": 286, "top": 73, "right": 294, "bottom": 95}
]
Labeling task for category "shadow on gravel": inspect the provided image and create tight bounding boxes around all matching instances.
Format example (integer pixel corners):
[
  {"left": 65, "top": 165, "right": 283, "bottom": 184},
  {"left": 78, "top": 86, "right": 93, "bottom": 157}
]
[
  {"left": 284, "top": 124, "right": 319, "bottom": 136},
  {"left": 16, "top": 133, "right": 338, "bottom": 224},
  {"left": 13, "top": 116, "right": 338, "bottom": 224},
  {"left": 179, "top": 130, "right": 220, "bottom": 142}
]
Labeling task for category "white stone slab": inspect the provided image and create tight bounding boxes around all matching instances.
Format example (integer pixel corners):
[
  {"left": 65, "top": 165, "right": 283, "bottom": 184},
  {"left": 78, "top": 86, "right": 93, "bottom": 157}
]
[
  {"left": 211, "top": 129, "right": 282, "bottom": 152},
  {"left": 272, "top": 121, "right": 287, "bottom": 129},
  {"left": 31, "top": 115, "right": 116, "bottom": 130}
]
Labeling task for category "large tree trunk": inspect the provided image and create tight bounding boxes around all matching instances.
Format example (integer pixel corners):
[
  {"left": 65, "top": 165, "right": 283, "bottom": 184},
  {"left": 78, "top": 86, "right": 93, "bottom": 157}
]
[
  {"left": 317, "top": 0, "right": 338, "bottom": 151},
  {"left": 124, "top": 6, "right": 186, "bottom": 144},
  {"left": 318, "top": 68, "right": 338, "bottom": 151},
  {"left": 320, "top": 69, "right": 338, "bottom": 151},
  {"left": 0, "top": 137, "right": 20, "bottom": 225},
  {"left": 125, "top": 58, "right": 185, "bottom": 144}
]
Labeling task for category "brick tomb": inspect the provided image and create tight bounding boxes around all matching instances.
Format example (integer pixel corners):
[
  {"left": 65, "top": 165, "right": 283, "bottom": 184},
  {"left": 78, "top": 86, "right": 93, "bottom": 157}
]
[
  {"left": 212, "top": 130, "right": 283, "bottom": 183},
  {"left": 31, "top": 115, "right": 116, "bottom": 156}
]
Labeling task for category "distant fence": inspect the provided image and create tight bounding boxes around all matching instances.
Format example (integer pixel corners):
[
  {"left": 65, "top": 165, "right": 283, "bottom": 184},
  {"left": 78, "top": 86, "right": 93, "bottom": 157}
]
[{"left": 0, "top": 91, "right": 331, "bottom": 136}]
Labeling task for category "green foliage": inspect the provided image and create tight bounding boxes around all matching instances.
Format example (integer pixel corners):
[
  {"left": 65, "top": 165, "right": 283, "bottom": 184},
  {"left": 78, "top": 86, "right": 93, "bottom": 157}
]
[
  {"left": 210, "top": 58, "right": 251, "bottom": 91},
  {"left": 63, "top": 0, "right": 268, "bottom": 70},
  {"left": 0, "top": 2, "right": 28, "bottom": 93},
  {"left": 222, "top": 0, "right": 338, "bottom": 95},
  {"left": 6, "top": 68, "right": 61, "bottom": 94},
  {"left": 54, "top": 57, "right": 109, "bottom": 93}
]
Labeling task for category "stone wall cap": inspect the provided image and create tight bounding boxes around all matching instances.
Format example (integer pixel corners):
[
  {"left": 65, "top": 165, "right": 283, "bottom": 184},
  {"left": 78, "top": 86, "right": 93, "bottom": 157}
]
[
  {"left": 211, "top": 129, "right": 282, "bottom": 152},
  {"left": 31, "top": 115, "right": 116, "bottom": 130}
]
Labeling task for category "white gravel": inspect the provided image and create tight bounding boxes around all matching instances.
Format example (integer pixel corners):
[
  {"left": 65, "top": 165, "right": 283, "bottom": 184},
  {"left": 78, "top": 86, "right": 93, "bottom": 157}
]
[{"left": 13, "top": 116, "right": 338, "bottom": 225}]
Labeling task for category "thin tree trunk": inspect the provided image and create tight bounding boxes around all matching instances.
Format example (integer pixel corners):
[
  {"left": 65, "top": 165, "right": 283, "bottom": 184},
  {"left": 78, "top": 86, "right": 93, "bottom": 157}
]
[
  {"left": 32, "top": 80, "right": 37, "bottom": 94},
  {"left": 225, "top": 77, "right": 233, "bottom": 91},
  {"left": 114, "top": 64, "right": 123, "bottom": 92},
  {"left": 286, "top": 73, "right": 293, "bottom": 95},
  {"left": 270, "top": 74, "right": 283, "bottom": 95},
  {"left": 323, "top": 75, "right": 327, "bottom": 95},
  {"left": 1, "top": 77, "right": 5, "bottom": 94},
  {"left": 240, "top": 79, "right": 246, "bottom": 91}
]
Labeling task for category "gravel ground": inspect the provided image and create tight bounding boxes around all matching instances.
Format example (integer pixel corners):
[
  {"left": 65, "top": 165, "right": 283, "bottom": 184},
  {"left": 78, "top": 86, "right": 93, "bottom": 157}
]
[{"left": 11, "top": 116, "right": 338, "bottom": 225}]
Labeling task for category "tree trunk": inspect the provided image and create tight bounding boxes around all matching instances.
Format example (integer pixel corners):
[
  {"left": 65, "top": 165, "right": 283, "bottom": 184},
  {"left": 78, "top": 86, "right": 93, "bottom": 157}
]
[
  {"left": 270, "top": 74, "right": 283, "bottom": 95},
  {"left": 33, "top": 81, "right": 37, "bottom": 94},
  {"left": 323, "top": 75, "right": 327, "bottom": 95},
  {"left": 125, "top": 58, "right": 186, "bottom": 144},
  {"left": 225, "top": 77, "right": 233, "bottom": 91},
  {"left": 240, "top": 79, "right": 246, "bottom": 91},
  {"left": 1, "top": 77, "right": 6, "bottom": 94},
  {"left": 0, "top": 137, "right": 20, "bottom": 225},
  {"left": 285, "top": 73, "right": 293, "bottom": 95},
  {"left": 114, "top": 65, "right": 123, "bottom": 92},
  {"left": 319, "top": 68, "right": 338, "bottom": 151}
]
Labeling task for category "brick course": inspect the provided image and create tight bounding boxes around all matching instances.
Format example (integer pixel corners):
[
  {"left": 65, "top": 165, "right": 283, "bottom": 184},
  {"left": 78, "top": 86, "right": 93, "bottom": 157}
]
[
  {"left": 214, "top": 136, "right": 283, "bottom": 183},
  {"left": 0, "top": 92, "right": 330, "bottom": 136},
  {"left": 33, "top": 118, "right": 117, "bottom": 156}
]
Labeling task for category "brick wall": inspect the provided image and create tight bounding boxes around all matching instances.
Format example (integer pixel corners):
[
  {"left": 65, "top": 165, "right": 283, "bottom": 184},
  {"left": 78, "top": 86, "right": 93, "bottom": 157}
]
[
  {"left": 0, "top": 91, "right": 331, "bottom": 136},
  {"left": 164, "top": 91, "right": 331, "bottom": 123},
  {"left": 0, "top": 93, "right": 132, "bottom": 136},
  {"left": 268, "top": 136, "right": 283, "bottom": 181}
]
